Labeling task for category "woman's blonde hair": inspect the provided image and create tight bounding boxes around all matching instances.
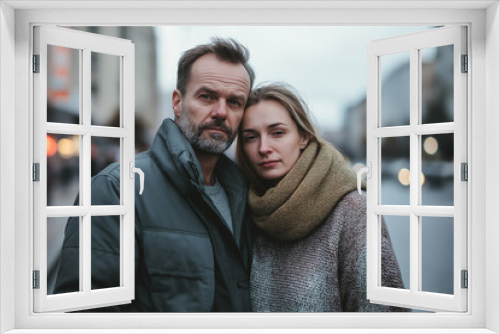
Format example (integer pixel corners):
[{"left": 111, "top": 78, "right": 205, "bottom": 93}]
[{"left": 236, "top": 82, "right": 325, "bottom": 192}]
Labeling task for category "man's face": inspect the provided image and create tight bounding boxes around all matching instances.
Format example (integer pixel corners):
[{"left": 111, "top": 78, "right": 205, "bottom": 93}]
[{"left": 173, "top": 53, "right": 251, "bottom": 154}]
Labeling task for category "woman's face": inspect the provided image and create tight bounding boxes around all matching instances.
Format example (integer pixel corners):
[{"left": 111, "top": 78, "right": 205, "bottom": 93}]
[{"left": 241, "top": 100, "right": 308, "bottom": 183}]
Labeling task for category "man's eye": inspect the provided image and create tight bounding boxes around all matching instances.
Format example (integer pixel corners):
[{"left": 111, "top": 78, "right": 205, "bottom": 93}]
[
  {"left": 200, "top": 94, "right": 213, "bottom": 100},
  {"left": 228, "top": 99, "right": 242, "bottom": 107}
]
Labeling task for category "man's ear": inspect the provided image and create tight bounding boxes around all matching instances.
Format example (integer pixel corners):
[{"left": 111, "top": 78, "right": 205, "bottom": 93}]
[{"left": 172, "top": 89, "right": 182, "bottom": 119}]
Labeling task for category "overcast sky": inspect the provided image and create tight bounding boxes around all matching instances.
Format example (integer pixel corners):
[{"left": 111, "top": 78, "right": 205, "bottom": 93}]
[{"left": 155, "top": 26, "right": 432, "bottom": 131}]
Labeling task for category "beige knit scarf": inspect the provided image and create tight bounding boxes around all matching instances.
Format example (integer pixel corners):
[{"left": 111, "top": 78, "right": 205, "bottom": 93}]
[{"left": 248, "top": 141, "right": 364, "bottom": 241}]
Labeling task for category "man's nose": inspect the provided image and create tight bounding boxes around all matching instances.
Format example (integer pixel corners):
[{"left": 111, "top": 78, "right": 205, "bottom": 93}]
[{"left": 211, "top": 100, "right": 227, "bottom": 119}]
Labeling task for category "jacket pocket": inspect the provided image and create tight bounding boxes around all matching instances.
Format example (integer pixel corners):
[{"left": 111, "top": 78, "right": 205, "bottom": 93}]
[{"left": 142, "top": 229, "right": 214, "bottom": 312}]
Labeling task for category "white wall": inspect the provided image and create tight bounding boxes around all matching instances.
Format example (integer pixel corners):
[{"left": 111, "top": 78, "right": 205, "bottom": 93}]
[
  {"left": 486, "top": 2, "right": 500, "bottom": 333},
  {"left": 0, "top": 2, "right": 16, "bottom": 333}
]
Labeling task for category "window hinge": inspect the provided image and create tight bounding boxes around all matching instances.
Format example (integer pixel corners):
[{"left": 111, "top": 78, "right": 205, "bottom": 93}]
[
  {"left": 33, "top": 163, "right": 40, "bottom": 182},
  {"left": 461, "top": 54, "right": 468, "bottom": 73},
  {"left": 461, "top": 270, "right": 468, "bottom": 289},
  {"left": 461, "top": 162, "right": 468, "bottom": 181},
  {"left": 33, "top": 54, "right": 40, "bottom": 73},
  {"left": 33, "top": 270, "right": 40, "bottom": 289}
]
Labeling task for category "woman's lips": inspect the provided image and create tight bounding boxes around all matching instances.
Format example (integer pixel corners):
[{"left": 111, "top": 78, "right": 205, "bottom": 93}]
[{"left": 260, "top": 160, "right": 279, "bottom": 168}]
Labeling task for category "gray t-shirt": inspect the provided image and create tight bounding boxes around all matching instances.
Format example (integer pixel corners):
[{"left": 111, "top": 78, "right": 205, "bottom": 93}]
[{"left": 205, "top": 178, "right": 233, "bottom": 235}]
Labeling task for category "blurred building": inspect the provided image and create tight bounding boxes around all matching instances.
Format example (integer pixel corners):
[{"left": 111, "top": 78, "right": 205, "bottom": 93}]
[
  {"left": 65, "top": 26, "right": 159, "bottom": 148},
  {"left": 342, "top": 45, "right": 454, "bottom": 163}
]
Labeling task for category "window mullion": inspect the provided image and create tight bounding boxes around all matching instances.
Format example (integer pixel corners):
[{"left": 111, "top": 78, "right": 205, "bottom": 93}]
[
  {"left": 81, "top": 47, "right": 92, "bottom": 294},
  {"left": 81, "top": 214, "right": 91, "bottom": 293},
  {"left": 413, "top": 123, "right": 454, "bottom": 135},
  {"left": 82, "top": 48, "right": 91, "bottom": 207},
  {"left": 409, "top": 46, "right": 420, "bottom": 295}
]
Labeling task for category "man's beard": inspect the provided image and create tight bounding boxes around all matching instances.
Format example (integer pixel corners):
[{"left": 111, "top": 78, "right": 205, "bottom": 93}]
[{"left": 178, "top": 104, "right": 236, "bottom": 154}]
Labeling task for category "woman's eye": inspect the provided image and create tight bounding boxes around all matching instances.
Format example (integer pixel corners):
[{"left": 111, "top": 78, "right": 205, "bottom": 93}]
[
  {"left": 273, "top": 130, "right": 285, "bottom": 136},
  {"left": 244, "top": 135, "right": 257, "bottom": 142}
]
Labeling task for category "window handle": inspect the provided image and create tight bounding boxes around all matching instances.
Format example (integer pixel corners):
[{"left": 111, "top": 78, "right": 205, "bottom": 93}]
[
  {"left": 356, "top": 162, "right": 371, "bottom": 195},
  {"left": 129, "top": 161, "right": 144, "bottom": 195}
]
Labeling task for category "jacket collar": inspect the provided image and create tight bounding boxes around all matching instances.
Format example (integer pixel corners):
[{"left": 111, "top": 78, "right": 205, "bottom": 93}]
[{"left": 149, "top": 118, "right": 247, "bottom": 197}]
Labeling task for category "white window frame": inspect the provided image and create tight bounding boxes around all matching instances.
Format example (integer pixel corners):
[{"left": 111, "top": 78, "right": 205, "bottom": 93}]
[
  {"left": 33, "top": 25, "right": 136, "bottom": 312},
  {"left": 366, "top": 26, "right": 468, "bottom": 312},
  {"left": 0, "top": 1, "right": 499, "bottom": 333}
]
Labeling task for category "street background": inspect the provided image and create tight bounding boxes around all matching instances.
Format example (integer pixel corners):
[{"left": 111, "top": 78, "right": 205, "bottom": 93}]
[{"left": 45, "top": 26, "right": 455, "bottom": 310}]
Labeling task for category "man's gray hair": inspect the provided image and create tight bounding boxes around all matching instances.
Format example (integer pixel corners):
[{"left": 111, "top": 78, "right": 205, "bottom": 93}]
[{"left": 176, "top": 37, "right": 255, "bottom": 95}]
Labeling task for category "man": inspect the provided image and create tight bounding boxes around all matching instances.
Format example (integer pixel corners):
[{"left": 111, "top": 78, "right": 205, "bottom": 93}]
[{"left": 54, "top": 38, "right": 256, "bottom": 312}]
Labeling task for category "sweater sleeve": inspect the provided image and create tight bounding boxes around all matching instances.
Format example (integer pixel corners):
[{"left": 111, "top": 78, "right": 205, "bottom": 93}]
[{"left": 336, "top": 191, "right": 409, "bottom": 312}]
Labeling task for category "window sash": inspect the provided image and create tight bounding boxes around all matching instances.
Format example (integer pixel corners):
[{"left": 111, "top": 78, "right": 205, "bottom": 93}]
[
  {"left": 32, "top": 25, "right": 136, "bottom": 313},
  {"left": 366, "top": 26, "right": 468, "bottom": 312}
]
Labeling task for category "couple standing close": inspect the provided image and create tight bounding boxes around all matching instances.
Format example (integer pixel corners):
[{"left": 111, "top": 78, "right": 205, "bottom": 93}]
[{"left": 54, "top": 38, "right": 405, "bottom": 312}]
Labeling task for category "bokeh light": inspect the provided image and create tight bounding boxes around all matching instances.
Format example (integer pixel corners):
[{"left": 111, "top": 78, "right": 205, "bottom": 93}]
[
  {"left": 47, "top": 135, "right": 57, "bottom": 157},
  {"left": 424, "top": 136, "right": 438, "bottom": 155},
  {"left": 397, "top": 169, "right": 426, "bottom": 186},
  {"left": 398, "top": 168, "right": 410, "bottom": 186},
  {"left": 71, "top": 136, "right": 80, "bottom": 155},
  {"left": 58, "top": 138, "right": 75, "bottom": 159}
]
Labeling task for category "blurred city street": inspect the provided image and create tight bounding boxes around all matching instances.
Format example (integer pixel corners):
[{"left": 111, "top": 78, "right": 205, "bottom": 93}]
[{"left": 44, "top": 26, "right": 456, "bottom": 309}]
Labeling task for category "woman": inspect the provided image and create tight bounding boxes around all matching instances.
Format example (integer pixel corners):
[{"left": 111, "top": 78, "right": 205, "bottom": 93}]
[{"left": 236, "top": 83, "right": 406, "bottom": 312}]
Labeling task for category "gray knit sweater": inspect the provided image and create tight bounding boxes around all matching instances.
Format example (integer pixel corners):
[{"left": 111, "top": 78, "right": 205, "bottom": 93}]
[{"left": 250, "top": 191, "right": 407, "bottom": 312}]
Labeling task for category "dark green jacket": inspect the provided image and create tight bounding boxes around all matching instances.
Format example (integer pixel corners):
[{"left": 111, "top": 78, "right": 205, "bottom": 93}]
[{"left": 54, "top": 119, "right": 254, "bottom": 312}]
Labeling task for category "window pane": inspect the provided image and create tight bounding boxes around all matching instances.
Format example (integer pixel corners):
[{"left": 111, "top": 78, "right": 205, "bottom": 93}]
[
  {"left": 91, "top": 136, "right": 121, "bottom": 177},
  {"left": 91, "top": 216, "right": 121, "bottom": 290},
  {"left": 47, "top": 45, "right": 80, "bottom": 124},
  {"left": 421, "top": 45, "right": 454, "bottom": 124},
  {"left": 421, "top": 134, "right": 454, "bottom": 206},
  {"left": 381, "top": 52, "right": 410, "bottom": 127},
  {"left": 91, "top": 136, "right": 121, "bottom": 205},
  {"left": 421, "top": 217, "right": 454, "bottom": 294},
  {"left": 47, "top": 134, "right": 80, "bottom": 206},
  {"left": 91, "top": 52, "right": 121, "bottom": 127},
  {"left": 381, "top": 136, "right": 410, "bottom": 205},
  {"left": 48, "top": 216, "right": 80, "bottom": 295},
  {"left": 381, "top": 215, "right": 410, "bottom": 290}
]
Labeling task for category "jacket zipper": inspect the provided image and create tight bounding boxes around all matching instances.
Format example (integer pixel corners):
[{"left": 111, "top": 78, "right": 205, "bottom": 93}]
[{"left": 196, "top": 193, "right": 248, "bottom": 267}]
